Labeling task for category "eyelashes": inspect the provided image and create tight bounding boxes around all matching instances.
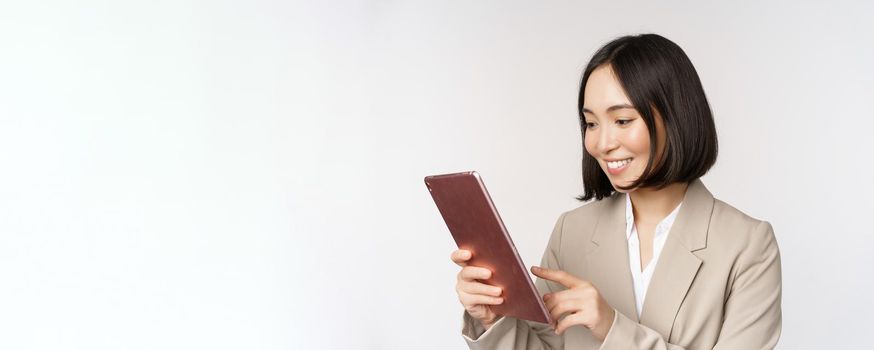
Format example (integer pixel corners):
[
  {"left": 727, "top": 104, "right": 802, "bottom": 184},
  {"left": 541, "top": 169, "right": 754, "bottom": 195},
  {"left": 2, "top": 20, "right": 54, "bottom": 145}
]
[
  {"left": 616, "top": 119, "right": 633, "bottom": 125},
  {"left": 583, "top": 118, "right": 634, "bottom": 130}
]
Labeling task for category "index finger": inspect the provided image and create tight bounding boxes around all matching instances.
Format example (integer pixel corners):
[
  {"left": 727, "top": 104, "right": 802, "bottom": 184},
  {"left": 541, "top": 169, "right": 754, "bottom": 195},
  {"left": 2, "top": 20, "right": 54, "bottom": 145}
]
[{"left": 531, "top": 266, "right": 583, "bottom": 288}]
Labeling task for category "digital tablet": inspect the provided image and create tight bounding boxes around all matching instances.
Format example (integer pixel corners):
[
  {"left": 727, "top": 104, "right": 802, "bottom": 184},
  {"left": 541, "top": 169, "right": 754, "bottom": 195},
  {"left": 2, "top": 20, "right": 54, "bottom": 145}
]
[{"left": 425, "top": 171, "right": 552, "bottom": 324}]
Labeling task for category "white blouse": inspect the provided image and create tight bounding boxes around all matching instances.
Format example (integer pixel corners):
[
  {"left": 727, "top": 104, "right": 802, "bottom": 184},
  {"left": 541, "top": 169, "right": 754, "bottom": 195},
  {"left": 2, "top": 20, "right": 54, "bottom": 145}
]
[{"left": 624, "top": 193, "right": 683, "bottom": 318}]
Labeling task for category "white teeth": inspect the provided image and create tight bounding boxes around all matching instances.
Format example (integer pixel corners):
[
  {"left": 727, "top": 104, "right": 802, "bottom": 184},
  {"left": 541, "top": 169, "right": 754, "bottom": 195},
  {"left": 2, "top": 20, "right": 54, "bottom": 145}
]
[{"left": 607, "top": 158, "right": 632, "bottom": 169}]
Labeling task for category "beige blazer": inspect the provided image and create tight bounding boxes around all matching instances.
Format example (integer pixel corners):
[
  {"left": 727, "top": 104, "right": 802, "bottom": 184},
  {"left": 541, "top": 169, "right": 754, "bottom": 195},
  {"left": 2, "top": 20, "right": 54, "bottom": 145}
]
[{"left": 462, "top": 179, "right": 782, "bottom": 349}]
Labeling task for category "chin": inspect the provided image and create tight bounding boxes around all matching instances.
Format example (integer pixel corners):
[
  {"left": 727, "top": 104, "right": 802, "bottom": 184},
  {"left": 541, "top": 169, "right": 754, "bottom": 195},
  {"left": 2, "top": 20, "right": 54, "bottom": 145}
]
[
  {"left": 612, "top": 186, "right": 632, "bottom": 194},
  {"left": 609, "top": 179, "right": 636, "bottom": 193}
]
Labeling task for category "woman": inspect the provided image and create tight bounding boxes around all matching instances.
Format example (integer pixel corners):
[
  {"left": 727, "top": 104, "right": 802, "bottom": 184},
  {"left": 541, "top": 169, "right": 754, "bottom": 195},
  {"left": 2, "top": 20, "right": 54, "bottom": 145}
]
[{"left": 451, "top": 34, "right": 782, "bottom": 349}]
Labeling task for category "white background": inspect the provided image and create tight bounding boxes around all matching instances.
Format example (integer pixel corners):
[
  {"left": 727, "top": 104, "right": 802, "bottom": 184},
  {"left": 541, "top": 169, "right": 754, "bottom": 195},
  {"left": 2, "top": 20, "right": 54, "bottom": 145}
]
[{"left": 1, "top": 1, "right": 872, "bottom": 349}]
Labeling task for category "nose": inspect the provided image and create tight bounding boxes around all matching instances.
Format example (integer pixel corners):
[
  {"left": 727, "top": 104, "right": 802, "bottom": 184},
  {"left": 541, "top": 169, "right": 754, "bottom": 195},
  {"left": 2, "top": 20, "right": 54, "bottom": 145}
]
[{"left": 594, "top": 125, "right": 619, "bottom": 155}]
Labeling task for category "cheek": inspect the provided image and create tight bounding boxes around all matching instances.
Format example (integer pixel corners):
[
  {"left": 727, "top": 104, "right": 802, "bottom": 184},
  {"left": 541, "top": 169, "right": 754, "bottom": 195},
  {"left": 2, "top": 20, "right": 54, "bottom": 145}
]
[
  {"left": 583, "top": 132, "right": 598, "bottom": 156},
  {"left": 625, "top": 124, "right": 651, "bottom": 157}
]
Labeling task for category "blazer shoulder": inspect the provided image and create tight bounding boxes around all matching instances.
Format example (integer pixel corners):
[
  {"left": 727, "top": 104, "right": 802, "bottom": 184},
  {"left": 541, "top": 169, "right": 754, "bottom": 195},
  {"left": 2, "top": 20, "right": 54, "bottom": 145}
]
[
  {"left": 711, "top": 198, "right": 765, "bottom": 228},
  {"left": 562, "top": 195, "right": 613, "bottom": 223},
  {"left": 710, "top": 198, "right": 772, "bottom": 230},
  {"left": 555, "top": 194, "right": 617, "bottom": 239},
  {"left": 708, "top": 198, "right": 778, "bottom": 252}
]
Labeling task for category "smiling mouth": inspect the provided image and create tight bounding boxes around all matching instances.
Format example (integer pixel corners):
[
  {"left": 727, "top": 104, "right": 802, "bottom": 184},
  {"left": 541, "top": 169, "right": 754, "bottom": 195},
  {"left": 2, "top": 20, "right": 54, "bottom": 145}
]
[{"left": 606, "top": 158, "right": 633, "bottom": 169}]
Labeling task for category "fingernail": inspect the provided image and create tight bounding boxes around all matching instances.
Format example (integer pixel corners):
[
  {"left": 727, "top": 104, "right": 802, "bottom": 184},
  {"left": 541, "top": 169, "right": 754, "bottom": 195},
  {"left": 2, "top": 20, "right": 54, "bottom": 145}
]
[{"left": 532, "top": 266, "right": 541, "bottom": 272}]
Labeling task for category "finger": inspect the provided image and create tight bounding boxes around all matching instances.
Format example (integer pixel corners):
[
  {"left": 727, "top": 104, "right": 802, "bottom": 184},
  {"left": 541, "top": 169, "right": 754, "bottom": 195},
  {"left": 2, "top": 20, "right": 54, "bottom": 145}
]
[
  {"left": 546, "top": 297, "right": 584, "bottom": 325},
  {"left": 460, "top": 266, "right": 493, "bottom": 281},
  {"left": 543, "top": 292, "right": 557, "bottom": 312},
  {"left": 459, "top": 290, "right": 504, "bottom": 306},
  {"left": 531, "top": 266, "right": 583, "bottom": 288},
  {"left": 554, "top": 312, "right": 583, "bottom": 335},
  {"left": 543, "top": 290, "right": 577, "bottom": 310},
  {"left": 451, "top": 249, "right": 472, "bottom": 266},
  {"left": 460, "top": 281, "right": 503, "bottom": 297}
]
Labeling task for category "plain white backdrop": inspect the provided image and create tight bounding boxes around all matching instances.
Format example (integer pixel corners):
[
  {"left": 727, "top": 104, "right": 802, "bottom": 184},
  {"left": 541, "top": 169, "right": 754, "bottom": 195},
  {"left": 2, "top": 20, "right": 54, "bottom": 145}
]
[{"left": 0, "top": 0, "right": 872, "bottom": 349}]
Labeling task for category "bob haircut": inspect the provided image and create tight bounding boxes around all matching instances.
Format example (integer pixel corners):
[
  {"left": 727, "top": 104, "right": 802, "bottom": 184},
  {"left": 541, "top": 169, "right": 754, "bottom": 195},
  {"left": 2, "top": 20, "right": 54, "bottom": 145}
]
[{"left": 576, "top": 33, "right": 718, "bottom": 201}]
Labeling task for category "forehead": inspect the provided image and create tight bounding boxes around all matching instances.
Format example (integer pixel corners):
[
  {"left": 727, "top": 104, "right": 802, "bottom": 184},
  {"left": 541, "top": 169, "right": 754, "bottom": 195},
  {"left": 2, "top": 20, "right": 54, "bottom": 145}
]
[{"left": 583, "top": 65, "right": 633, "bottom": 113}]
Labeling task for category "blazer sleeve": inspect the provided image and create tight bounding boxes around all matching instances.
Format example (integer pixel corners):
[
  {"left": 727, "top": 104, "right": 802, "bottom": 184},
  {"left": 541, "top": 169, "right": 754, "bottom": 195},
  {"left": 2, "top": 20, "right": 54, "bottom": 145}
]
[
  {"left": 597, "top": 220, "right": 782, "bottom": 350},
  {"left": 460, "top": 212, "right": 569, "bottom": 350}
]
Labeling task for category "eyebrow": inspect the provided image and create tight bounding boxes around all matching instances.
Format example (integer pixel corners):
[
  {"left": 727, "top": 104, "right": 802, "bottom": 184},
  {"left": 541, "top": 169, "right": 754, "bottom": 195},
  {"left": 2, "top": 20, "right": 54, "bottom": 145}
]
[{"left": 581, "top": 104, "right": 636, "bottom": 114}]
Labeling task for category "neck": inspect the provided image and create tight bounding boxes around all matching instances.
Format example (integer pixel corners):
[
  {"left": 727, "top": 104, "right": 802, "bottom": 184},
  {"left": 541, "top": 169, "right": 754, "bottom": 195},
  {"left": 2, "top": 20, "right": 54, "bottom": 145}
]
[{"left": 628, "top": 182, "right": 689, "bottom": 224}]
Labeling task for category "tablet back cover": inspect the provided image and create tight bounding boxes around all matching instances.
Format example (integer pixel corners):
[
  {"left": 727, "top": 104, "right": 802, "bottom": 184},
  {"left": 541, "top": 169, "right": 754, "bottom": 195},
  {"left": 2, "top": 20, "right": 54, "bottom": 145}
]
[{"left": 425, "top": 171, "right": 551, "bottom": 324}]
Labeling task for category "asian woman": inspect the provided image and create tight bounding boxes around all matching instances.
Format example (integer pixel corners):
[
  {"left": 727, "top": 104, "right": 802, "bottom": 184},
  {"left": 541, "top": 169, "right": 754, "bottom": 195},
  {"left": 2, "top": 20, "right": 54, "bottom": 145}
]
[{"left": 451, "top": 33, "right": 782, "bottom": 349}]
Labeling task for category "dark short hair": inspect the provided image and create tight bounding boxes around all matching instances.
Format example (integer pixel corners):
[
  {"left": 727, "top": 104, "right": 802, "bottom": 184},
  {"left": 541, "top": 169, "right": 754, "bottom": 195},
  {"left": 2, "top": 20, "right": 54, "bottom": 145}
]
[{"left": 576, "top": 33, "right": 718, "bottom": 202}]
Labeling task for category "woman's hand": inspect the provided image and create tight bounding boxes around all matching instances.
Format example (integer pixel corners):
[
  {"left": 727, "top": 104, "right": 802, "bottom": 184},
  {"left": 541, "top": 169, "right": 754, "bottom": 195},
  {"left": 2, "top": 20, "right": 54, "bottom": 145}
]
[
  {"left": 531, "top": 266, "right": 616, "bottom": 341},
  {"left": 451, "top": 249, "right": 504, "bottom": 329}
]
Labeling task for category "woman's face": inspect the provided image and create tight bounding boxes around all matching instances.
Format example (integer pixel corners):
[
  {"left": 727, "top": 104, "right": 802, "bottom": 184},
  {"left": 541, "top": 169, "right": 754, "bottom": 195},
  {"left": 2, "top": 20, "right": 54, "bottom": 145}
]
[{"left": 582, "top": 64, "right": 666, "bottom": 192}]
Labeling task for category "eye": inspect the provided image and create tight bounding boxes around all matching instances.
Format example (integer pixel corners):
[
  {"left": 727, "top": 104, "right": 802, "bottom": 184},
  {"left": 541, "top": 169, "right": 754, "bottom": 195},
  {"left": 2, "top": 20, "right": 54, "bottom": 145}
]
[
  {"left": 616, "top": 119, "right": 633, "bottom": 126},
  {"left": 584, "top": 122, "right": 597, "bottom": 129}
]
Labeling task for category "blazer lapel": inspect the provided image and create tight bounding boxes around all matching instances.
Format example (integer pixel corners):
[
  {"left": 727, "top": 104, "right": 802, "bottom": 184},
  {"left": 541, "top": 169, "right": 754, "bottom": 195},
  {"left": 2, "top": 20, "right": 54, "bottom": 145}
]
[
  {"left": 638, "top": 179, "right": 714, "bottom": 339},
  {"left": 586, "top": 192, "right": 640, "bottom": 323}
]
